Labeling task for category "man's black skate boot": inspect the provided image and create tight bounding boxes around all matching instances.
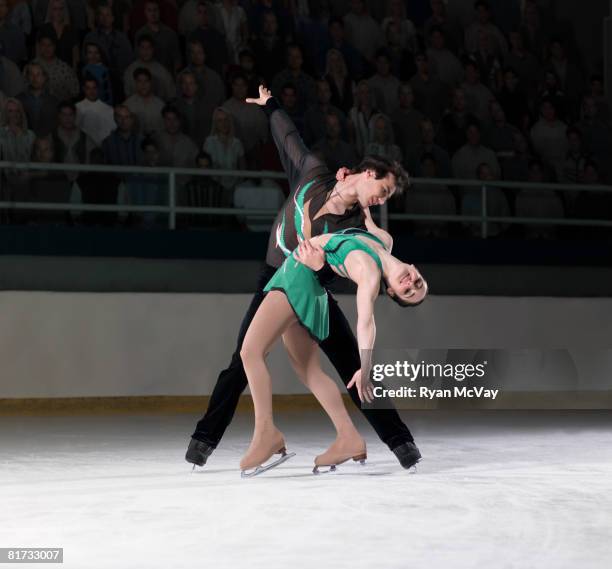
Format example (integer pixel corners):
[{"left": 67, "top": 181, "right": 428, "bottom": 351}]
[
  {"left": 186, "top": 438, "right": 214, "bottom": 467},
  {"left": 392, "top": 442, "right": 422, "bottom": 469}
]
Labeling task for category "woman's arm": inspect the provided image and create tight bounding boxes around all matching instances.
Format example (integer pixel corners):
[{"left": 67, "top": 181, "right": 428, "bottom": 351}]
[
  {"left": 348, "top": 265, "right": 380, "bottom": 403},
  {"left": 363, "top": 206, "right": 393, "bottom": 251}
]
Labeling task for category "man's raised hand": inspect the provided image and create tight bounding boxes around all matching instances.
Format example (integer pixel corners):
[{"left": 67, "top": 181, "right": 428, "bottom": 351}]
[{"left": 245, "top": 85, "right": 272, "bottom": 106}]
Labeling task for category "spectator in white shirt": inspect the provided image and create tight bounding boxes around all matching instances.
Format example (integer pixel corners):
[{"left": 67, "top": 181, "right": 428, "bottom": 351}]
[{"left": 75, "top": 76, "right": 115, "bottom": 147}]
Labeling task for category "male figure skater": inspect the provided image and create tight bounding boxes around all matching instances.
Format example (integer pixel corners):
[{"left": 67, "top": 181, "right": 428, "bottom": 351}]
[{"left": 186, "top": 85, "right": 422, "bottom": 469}]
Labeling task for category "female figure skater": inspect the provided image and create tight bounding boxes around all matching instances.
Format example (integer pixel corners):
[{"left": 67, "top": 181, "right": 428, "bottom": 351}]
[{"left": 239, "top": 209, "right": 427, "bottom": 476}]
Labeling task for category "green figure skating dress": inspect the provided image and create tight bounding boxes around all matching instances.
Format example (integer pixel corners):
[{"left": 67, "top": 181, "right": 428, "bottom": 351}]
[{"left": 263, "top": 228, "right": 386, "bottom": 342}]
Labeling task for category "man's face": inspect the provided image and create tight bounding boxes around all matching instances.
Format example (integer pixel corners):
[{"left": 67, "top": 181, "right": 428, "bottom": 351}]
[
  {"left": 84, "top": 80, "right": 98, "bottom": 101},
  {"left": 145, "top": 2, "right": 160, "bottom": 24},
  {"left": 164, "top": 112, "right": 181, "bottom": 135},
  {"left": 287, "top": 47, "right": 303, "bottom": 71},
  {"left": 35, "top": 139, "right": 54, "bottom": 163},
  {"left": 359, "top": 171, "right": 396, "bottom": 208},
  {"left": 317, "top": 81, "right": 331, "bottom": 105},
  {"left": 5, "top": 102, "right": 22, "bottom": 126},
  {"left": 98, "top": 7, "right": 114, "bottom": 29},
  {"left": 326, "top": 115, "right": 341, "bottom": 139},
  {"left": 465, "top": 64, "right": 478, "bottom": 83},
  {"left": 583, "top": 97, "right": 597, "bottom": 118},
  {"left": 39, "top": 38, "right": 56, "bottom": 60},
  {"left": 431, "top": 0, "right": 443, "bottom": 16},
  {"left": 478, "top": 164, "right": 493, "bottom": 180},
  {"left": 115, "top": 108, "right": 134, "bottom": 132},
  {"left": 351, "top": 0, "right": 364, "bottom": 14},
  {"left": 453, "top": 89, "right": 466, "bottom": 112},
  {"left": 329, "top": 22, "right": 343, "bottom": 43},
  {"left": 189, "top": 42, "right": 205, "bottom": 66},
  {"left": 399, "top": 86, "right": 414, "bottom": 108},
  {"left": 467, "top": 125, "right": 480, "bottom": 146},
  {"left": 476, "top": 4, "right": 489, "bottom": 24},
  {"left": 86, "top": 44, "right": 101, "bottom": 64},
  {"left": 29, "top": 65, "right": 46, "bottom": 90},
  {"left": 281, "top": 87, "right": 297, "bottom": 109},
  {"left": 181, "top": 74, "right": 198, "bottom": 98},
  {"left": 374, "top": 117, "right": 387, "bottom": 141},
  {"left": 376, "top": 56, "right": 390, "bottom": 76},
  {"left": 135, "top": 74, "right": 152, "bottom": 96},
  {"left": 421, "top": 121, "right": 435, "bottom": 144},
  {"left": 232, "top": 78, "right": 248, "bottom": 100},
  {"left": 415, "top": 54, "right": 428, "bottom": 73},
  {"left": 431, "top": 30, "right": 444, "bottom": 49},
  {"left": 509, "top": 31, "right": 522, "bottom": 50},
  {"left": 144, "top": 144, "right": 160, "bottom": 165},
  {"left": 196, "top": 4, "right": 209, "bottom": 26},
  {"left": 541, "top": 101, "right": 555, "bottom": 121},
  {"left": 138, "top": 41, "right": 155, "bottom": 62},
  {"left": 568, "top": 132, "right": 581, "bottom": 152},
  {"left": 59, "top": 106, "right": 76, "bottom": 130},
  {"left": 491, "top": 102, "right": 504, "bottom": 123},
  {"left": 240, "top": 53, "right": 254, "bottom": 72},
  {"left": 262, "top": 12, "right": 277, "bottom": 35}
]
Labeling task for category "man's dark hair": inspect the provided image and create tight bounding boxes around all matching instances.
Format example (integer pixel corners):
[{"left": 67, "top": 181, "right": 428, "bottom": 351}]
[
  {"left": 82, "top": 72, "right": 99, "bottom": 88},
  {"left": 141, "top": 137, "right": 158, "bottom": 151},
  {"left": 58, "top": 101, "right": 76, "bottom": 114},
  {"left": 137, "top": 34, "right": 155, "bottom": 47},
  {"left": 161, "top": 104, "right": 180, "bottom": 119},
  {"left": 196, "top": 150, "right": 212, "bottom": 165},
  {"left": 349, "top": 155, "right": 410, "bottom": 196},
  {"left": 133, "top": 67, "right": 152, "bottom": 81}
]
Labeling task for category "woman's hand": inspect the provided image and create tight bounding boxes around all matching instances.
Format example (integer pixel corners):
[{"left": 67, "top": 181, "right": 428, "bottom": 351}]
[
  {"left": 347, "top": 369, "right": 375, "bottom": 403},
  {"left": 245, "top": 84, "right": 272, "bottom": 106},
  {"left": 335, "top": 166, "right": 351, "bottom": 181},
  {"left": 294, "top": 239, "right": 325, "bottom": 271}
]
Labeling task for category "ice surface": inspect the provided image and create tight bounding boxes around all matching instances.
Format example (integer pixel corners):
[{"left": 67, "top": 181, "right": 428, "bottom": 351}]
[{"left": 1, "top": 410, "right": 611, "bottom": 569}]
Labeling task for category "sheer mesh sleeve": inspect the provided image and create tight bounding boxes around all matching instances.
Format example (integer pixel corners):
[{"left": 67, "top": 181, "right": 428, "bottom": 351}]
[{"left": 264, "top": 98, "right": 325, "bottom": 189}]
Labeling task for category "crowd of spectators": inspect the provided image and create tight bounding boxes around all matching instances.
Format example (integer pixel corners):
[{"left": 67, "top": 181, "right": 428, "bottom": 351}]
[{"left": 0, "top": 0, "right": 609, "bottom": 237}]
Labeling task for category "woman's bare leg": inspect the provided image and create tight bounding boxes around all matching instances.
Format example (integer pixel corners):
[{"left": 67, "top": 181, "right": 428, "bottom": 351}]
[
  {"left": 282, "top": 322, "right": 365, "bottom": 463},
  {"left": 239, "top": 291, "right": 296, "bottom": 468}
]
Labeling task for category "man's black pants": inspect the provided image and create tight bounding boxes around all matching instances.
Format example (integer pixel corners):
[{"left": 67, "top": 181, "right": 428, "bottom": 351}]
[{"left": 192, "top": 264, "right": 414, "bottom": 449}]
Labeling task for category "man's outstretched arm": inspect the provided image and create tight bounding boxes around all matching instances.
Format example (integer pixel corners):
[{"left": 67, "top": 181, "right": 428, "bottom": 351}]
[{"left": 246, "top": 85, "right": 323, "bottom": 190}]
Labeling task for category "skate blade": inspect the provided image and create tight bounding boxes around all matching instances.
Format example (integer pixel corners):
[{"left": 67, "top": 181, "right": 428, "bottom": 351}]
[
  {"left": 241, "top": 451, "right": 296, "bottom": 478},
  {"left": 313, "top": 457, "right": 367, "bottom": 475}
]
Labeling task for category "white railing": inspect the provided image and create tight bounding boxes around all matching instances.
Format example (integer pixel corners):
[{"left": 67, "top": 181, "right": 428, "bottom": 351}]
[{"left": 1, "top": 161, "right": 612, "bottom": 237}]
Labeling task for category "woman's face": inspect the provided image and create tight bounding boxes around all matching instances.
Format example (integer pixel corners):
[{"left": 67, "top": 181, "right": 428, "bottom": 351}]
[
  {"left": 86, "top": 44, "right": 101, "bottom": 64},
  {"left": 35, "top": 139, "right": 54, "bottom": 162},
  {"left": 386, "top": 263, "right": 427, "bottom": 305},
  {"left": 215, "top": 111, "right": 230, "bottom": 134},
  {"left": 329, "top": 51, "right": 342, "bottom": 74},
  {"left": 51, "top": 1, "right": 65, "bottom": 20},
  {"left": 357, "top": 83, "right": 370, "bottom": 105},
  {"left": 5, "top": 102, "right": 22, "bottom": 126},
  {"left": 374, "top": 117, "right": 387, "bottom": 142},
  {"left": 39, "top": 38, "right": 55, "bottom": 60}
]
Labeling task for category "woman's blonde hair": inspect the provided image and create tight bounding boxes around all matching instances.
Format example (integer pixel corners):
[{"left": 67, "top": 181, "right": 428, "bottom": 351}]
[
  {"left": 325, "top": 49, "right": 348, "bottom": 78},
  {"left": 2, "top": 97, "right": 29, "bottom": 130}
]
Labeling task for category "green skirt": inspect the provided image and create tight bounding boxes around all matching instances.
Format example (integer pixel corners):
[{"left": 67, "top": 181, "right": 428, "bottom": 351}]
[{"left": 263, "top": 256, "right": 329, "bottom": 342}]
